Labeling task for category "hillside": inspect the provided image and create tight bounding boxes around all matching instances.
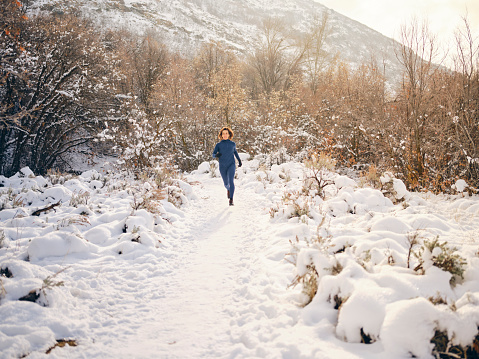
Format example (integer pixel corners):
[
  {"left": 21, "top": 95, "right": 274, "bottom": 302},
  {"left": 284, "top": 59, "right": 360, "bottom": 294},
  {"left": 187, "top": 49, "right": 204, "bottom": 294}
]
[{"left": 30, "top": 0, "right": 404, "bottom": 85}]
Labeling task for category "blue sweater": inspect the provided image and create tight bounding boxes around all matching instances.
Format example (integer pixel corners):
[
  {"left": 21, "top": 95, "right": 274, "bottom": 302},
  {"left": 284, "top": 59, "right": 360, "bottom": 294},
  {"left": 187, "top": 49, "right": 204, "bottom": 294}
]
[{"left": 212, "top": 140, "right": 241, "bottom": 168}]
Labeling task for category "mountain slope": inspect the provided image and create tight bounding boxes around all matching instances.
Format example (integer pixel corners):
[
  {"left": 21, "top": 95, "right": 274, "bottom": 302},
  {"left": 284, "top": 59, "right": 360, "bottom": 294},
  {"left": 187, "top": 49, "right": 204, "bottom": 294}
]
[{"left": 31, "top": 0, "right": 403, "bottom": 84}]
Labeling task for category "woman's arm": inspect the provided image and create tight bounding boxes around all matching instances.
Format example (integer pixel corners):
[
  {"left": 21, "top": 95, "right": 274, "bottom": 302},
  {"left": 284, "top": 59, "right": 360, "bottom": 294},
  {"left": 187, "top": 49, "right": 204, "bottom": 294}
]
[
  {"left": 233, "top": 145, "right": 242, "bottom": 167},
  {"left": 212, "top": 143, "right": 221, "bottom": 159}
]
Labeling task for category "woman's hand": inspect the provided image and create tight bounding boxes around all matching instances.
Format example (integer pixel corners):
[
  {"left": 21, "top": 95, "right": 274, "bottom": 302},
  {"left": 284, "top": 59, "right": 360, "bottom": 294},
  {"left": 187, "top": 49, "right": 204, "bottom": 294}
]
[{"left": 215, "top": 152, "right": 222, "bottom": 158}]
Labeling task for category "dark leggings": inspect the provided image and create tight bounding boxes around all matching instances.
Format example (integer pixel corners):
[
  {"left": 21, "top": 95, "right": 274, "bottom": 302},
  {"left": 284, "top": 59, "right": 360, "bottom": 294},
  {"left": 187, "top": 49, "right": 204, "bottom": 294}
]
[{"left": 220, "top": 164, "right": 235, "bottom": 199}]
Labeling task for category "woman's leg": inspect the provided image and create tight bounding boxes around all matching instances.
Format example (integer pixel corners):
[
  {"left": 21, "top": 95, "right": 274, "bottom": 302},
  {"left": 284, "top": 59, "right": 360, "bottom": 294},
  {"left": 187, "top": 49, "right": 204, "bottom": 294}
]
[
  {"left": 226, "top": 165, "right": 236, "bottom": 199},
  {"left": 219, "top": 165, "right": 230, "bottom": 193}
]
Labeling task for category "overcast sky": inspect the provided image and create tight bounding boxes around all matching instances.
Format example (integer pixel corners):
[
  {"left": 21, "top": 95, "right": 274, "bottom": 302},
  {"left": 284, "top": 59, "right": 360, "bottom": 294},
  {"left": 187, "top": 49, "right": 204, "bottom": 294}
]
[{"left": 316, "top": 0, "right": 479, "bottom": 44}]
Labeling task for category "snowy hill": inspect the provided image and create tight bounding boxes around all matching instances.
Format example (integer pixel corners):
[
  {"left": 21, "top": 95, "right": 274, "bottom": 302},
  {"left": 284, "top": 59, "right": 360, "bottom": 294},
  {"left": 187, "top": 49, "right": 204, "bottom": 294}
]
[
  {"left": 31, "top": 0, "right": 404, "bottom": 84},
  {"left": 1, "top": 157, "right": 479, "bottom": 357}
]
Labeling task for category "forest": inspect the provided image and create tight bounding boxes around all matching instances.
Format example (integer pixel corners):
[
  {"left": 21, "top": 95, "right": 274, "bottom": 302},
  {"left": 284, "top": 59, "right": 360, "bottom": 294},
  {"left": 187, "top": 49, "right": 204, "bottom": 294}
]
[{"left": 1, "top": 0, "right": 478, "bottom": 192}]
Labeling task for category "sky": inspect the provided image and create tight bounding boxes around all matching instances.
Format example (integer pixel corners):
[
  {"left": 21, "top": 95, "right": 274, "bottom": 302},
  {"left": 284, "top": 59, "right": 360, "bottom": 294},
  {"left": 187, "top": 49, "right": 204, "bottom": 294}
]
[{"left": 316, "top": 0, "right": 479, "bottom": 44}]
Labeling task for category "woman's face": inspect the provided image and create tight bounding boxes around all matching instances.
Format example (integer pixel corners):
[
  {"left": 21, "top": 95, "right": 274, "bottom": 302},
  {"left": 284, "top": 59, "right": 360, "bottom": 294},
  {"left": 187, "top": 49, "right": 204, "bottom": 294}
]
[{"left": 222, "top": 130, "right": 230, "bottom": 140}]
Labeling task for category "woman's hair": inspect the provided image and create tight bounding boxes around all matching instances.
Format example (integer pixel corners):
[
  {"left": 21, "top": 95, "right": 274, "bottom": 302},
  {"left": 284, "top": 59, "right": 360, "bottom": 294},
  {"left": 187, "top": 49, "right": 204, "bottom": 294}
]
[{"left": 218, "top": 126, "right": 234, "bottom": 140}]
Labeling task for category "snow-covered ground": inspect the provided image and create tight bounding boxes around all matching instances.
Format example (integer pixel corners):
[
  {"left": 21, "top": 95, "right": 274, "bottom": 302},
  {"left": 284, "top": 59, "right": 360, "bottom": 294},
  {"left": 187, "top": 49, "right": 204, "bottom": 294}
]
[{"left": 1, "top": 157, "right": 478, "bottom": 358}]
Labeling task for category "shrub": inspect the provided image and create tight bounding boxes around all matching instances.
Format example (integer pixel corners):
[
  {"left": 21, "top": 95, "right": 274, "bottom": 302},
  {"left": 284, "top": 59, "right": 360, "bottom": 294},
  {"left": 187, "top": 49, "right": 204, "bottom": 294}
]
[
  {"left": 167, "top": 186, "right": 185, "bottom": 208},
  {"left": 303, "top": 152, "right": 336, "bottom": 198},
  {"left": 128, "top": 165, "right": 182, "bottom": 214},
  {"left": 431, "top": 329, "right": 479, "bottom": 359},
  {"left": 19, "top": 270, "right": 65, "bottom": 306},
  {"left": 130, "top": 186, "right": 165, "bottom": 214},
  {"left": 47, "top": 169, "right": 75, "bottom": 186},
  {"left": 406, "top": 230, "right": 422, "bottom": 269},
  {"left": 256, "top": 170, "right": 276, "bottom": 189},
  {"left": 414, "top": 237, "right": 467, "bottom": 285},
  {"left": 281, "top": 191, "right": 311, "bottom": 219},
  {"left": 152, "top": 165, "right": 178, "bottom": 188},
  {"left": 287, "top": 230, "right": 335, "bottom": 306},
  {"left": 329, "top": 260, "right": 344, "bottom": 275},
  {"left": 69, "top": 191, "right": 90, "bottom": 207},
  {"left": 0, "top": 187, "right": 27, "bottom": 210},
  {"left": 57, "top": 215, "right": 90, "bottom": 229},
  {"left": 359, "top": 164, "right": 381, "bottom": 189},
  {"left": 130, "top": 225, "right": 141, "bottom": 243},
  {"left": 289, "top": 263, "right": 319, "bottom": 306},
  {"left": 380, "top": 171, "right": 407, "bottom": 204},
  {"left": 279, "top": 167, "right": 292, "bottom": 182},
  {"left": 269, "top": 205, "right": 279, "bottom": 219}
]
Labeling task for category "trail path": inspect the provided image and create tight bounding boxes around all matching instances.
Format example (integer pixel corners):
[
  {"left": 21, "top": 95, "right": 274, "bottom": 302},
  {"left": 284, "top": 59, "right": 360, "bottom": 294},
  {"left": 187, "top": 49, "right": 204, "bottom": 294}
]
[
  {"left": 132, "top": 177, "right": 298, "bottom": 358},
  {"left": 146, "top": 177, "right": 276, "bottom": 358}
]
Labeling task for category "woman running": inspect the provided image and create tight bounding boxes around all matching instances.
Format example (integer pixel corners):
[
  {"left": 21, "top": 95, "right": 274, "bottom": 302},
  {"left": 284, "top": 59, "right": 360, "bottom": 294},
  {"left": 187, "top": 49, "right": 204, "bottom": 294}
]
[{"left": 212, "top": 127, "right": 242, "bottom": 206}]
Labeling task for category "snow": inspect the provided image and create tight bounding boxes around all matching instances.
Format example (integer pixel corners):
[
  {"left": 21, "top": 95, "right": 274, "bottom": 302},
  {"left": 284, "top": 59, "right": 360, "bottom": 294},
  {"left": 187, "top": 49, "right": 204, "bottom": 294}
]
[
  {"left": 380, "top": 298, "right": 438, "bottom": 358},
  {"left": 453, "top": 179, "right": 469, "bottom": 193},
  {"left": 1, "top": 159, "right": 479, "bottom": 358}
]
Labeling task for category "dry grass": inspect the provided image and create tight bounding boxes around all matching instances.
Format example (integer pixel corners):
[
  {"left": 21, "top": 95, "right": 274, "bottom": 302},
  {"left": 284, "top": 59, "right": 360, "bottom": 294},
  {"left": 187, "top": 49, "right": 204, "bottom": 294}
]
[
  {"left": 359, "top": 164, "right": 381, "bottom": 189},
  {"left": 46, "top": 339, "right": 78, "bottom": 354},
  {"left": 289, "top": 264, "right": 319, "bottom": 306}
]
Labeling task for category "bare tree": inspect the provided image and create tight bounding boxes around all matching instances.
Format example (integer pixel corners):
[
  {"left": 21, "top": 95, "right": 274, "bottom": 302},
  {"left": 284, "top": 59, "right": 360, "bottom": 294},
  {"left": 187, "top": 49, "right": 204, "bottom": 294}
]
[
  {"left": 450, "top": 16, "right": 479, "bottom": 183},
  {"left": 0, "top": 13, "right": 122, "bottom": 175},
  {"left": 304, "top": 12, "right": 332, "bottom": 96},
  {"left": 394, "top": 17, "right": 443, "bottom": 185},
  {"left": 0, "top": 0, "right": 31, "bottom": 152},
  {"left": 248, "top": 17, "right": 290, "bottom": 95},
  {"left": 193, "top": 43, "right": 246, "bottom": 127},
  {"left": 193, "top": 42, "right": 231, "bottom": 97},
  {"left": 208, "top": 58, "right": 246, "bottom": 127},
  {"left": 126, "top": 31, "right": 169, "bottom": 116}
]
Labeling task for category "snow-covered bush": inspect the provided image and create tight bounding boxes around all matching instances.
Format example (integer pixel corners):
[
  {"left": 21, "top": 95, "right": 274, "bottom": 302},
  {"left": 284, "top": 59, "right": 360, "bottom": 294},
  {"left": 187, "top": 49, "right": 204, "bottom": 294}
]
[
  {"left": 452, "top": 179, "right": 469, "bottom": 194},
  {"left": 413, "top": 237, "right": 467, "bottom": 285},
  {"left": 292, "top": 262, "right": 319, "bottom": 305},
  {"left": 17, "top": 269, "right": 66, "bottom": 307},
  {"left": 280, "top": 191, "right": 312, "bottom": 220},
  {"left": 166, "top": 186, "right": 187, "bottom": 208},
  {"left": 130, "top": 186, "right": 165, "bottom": 214},
  {"left": 256, "top": 147, "right": 293, "bottom": 167},
  {"left": 46, "top": 169, "right": 76, "bottom": 186},
  {"left": 69, "top": 191, "right": 90, "bottom": 208},
  {"left": 99, "top": 106, "right": 172, "bottom": 173},
  {"left": 380, "top": 171, "right": 409, "bottom": 204},
  {"left": 129, "top": 172, "right": 186, "bottom": 214},
  {"left": 287, "top": 234, "right": 330, "bottom": 305},
  {"left": 0, "top": 187, "right": 22, "bottom": 210},
  {"left": 269, "top": 156, "right": 479, "bottom": 357},
  {"left": 430, "top": 329, "right": 479, "bottom": 359}
]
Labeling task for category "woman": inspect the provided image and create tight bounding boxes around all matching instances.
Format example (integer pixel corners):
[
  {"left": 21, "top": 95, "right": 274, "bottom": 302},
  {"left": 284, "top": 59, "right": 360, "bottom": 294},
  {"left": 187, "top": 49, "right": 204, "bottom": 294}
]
[{"left": 212, "top": 127, "right": 242, "bottom": 206}]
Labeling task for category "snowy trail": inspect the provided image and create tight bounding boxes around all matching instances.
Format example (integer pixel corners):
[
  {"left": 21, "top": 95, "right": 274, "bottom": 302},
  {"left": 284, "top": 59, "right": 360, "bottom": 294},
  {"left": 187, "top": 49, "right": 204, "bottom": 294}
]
[
  {"left": 142, "top": 177, "right": 297, "bottom": 358},
  {"left": 147, "top": 179, "right": 258, "bottom": 357}
]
